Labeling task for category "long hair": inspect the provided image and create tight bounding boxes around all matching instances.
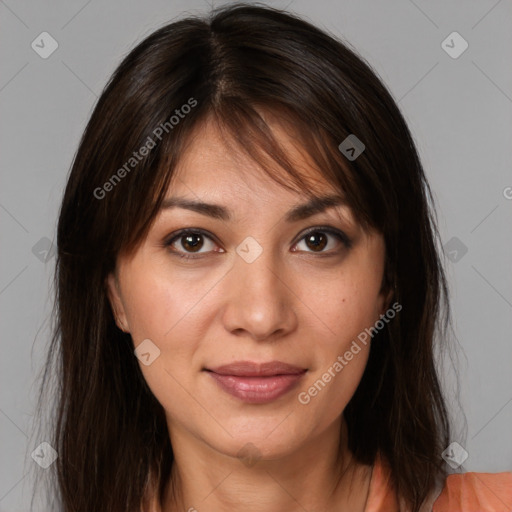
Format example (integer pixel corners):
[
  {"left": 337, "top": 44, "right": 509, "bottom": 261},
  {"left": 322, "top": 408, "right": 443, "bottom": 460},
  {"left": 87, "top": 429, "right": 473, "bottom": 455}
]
[{"left": 34, "top": 4, "right": 452, "bottom": 511}]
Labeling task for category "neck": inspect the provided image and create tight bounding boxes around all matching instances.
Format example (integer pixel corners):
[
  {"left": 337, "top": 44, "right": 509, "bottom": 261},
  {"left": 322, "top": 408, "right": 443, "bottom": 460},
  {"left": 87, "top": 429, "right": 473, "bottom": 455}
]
[{"left": 159, "top": 416, "right": 372, "bottom": 512}]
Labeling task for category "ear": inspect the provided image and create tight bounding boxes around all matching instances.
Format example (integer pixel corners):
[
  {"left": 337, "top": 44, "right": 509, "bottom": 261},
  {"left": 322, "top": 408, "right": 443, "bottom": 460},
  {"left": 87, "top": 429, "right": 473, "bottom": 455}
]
[
  {"left": 380, "top": 286, "right": 395, "bottom": 315},
  {"left": 106, "top": 272, "right": 130, "bottom": 333},
  {"left": 377, "top": 271, "right": 395, "bottom": 317},
  {"left": 378, "top": 261, "right": 396, "bottom": 315}
]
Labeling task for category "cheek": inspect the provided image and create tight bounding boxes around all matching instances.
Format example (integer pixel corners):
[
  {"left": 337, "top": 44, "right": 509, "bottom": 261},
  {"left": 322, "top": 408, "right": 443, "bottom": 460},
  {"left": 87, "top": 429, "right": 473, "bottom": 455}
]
[
  {"left": 297, "top": 325, "right": 371, "bottom": 426},
  {"left": 308, "top": 267, "right": 384, "bottom": 350},
  {"left": 119, "top": 259, "right": 216, "bottom": 390},
  {"left": 295, "top": 255, "right": 383, "bottom": 417},
  {"left": 121, "top": 258, "right": 210, "bottom": 344},
  {"left": 119, "top": 264, "right": 207, "bottom": 422},
  {"left": 122, "top": 278, "right": 173, "bottom": 342}
]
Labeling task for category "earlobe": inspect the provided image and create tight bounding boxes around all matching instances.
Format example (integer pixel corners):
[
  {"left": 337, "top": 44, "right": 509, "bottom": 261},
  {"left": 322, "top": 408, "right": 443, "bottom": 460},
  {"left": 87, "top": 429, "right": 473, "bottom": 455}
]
[
  {"left": 378, "top": 283, "right": 395, "bottom": 317},
  {"left": 378, "top": 263, "right": 396, "bottom": 315},
  {"left": 105, "top": 272, "right": 130, "bottom": 333},
  {"left": 383, "top": 287, "right": 395, "bottom": 314}
]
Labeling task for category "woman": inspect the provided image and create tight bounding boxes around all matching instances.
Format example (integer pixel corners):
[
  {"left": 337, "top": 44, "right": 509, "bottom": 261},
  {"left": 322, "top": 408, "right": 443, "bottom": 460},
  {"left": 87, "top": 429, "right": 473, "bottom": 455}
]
[{"left": 36, "top": 3, "right": 511, "bottom": 511}]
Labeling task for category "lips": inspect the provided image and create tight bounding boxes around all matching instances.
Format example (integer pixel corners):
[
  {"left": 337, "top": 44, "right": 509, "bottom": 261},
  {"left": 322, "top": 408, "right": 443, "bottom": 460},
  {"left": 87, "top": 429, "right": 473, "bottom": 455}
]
[
  {"left": 205, "top": 361, "right": 307, "bottom": 404},
  {"left": 208, "top": 361, "right": 306, "bottom": 377}
]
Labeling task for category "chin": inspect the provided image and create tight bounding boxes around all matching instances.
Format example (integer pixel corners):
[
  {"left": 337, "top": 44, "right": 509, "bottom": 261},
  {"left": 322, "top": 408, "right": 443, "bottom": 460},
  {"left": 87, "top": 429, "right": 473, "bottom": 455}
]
[{"left": 207, "top": 417, "right": 313, "bottom": 463}]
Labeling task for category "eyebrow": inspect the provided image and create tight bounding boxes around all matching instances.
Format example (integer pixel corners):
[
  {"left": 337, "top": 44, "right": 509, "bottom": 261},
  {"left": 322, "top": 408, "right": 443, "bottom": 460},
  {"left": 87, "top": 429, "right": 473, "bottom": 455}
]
[{"left": 160, "top": 194, "right": 347, "bottom": 222}]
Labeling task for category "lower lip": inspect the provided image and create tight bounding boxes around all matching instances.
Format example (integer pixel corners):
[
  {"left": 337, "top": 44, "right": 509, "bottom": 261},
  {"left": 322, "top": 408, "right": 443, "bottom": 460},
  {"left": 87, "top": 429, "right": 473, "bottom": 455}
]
[{"left": 207, "top": 372, "right": 306, "bottom": 404}]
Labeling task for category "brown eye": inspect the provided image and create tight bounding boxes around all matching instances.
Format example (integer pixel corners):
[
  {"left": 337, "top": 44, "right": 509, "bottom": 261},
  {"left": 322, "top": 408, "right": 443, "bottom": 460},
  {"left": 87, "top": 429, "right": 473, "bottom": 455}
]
[
  {"left": 165, "top": 229, "right": 220, "bottom": 258},
  {"left": 181, "top": 233, "right": 204, "bottom": 252},
  {"left": 293, "top": 227, "right": 352, "bottom": 254},
  {"left": 305, "top": 232, "right": 328, "bottom": 252}
]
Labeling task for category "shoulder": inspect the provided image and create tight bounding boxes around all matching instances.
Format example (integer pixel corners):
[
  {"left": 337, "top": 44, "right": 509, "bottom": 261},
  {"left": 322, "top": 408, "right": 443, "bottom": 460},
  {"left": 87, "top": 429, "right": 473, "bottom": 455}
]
[
  {"left": 433, "top": 470, "right": 512, "bottom": 512},
  {"left": 365, "top": 453, "right": 512, "bottom": 512}
]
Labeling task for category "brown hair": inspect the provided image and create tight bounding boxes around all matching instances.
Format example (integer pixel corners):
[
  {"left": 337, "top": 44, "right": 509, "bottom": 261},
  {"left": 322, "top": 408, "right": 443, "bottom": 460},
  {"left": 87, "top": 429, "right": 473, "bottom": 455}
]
[{"left": 34, "top": 3, "right": 452, "bottom": 511}]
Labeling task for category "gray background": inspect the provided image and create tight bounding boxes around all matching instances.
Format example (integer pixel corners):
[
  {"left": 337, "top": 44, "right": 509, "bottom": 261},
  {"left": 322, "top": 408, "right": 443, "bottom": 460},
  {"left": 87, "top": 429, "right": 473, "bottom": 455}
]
[{"left": 1, "top": 0, "right": 511, "bottom": 509}]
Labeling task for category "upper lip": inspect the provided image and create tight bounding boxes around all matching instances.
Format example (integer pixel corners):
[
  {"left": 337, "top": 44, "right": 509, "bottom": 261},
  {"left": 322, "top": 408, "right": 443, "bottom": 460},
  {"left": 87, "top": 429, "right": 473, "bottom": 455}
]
[{"left": 206, "top": 361, "right": 306, "bottom": 377}]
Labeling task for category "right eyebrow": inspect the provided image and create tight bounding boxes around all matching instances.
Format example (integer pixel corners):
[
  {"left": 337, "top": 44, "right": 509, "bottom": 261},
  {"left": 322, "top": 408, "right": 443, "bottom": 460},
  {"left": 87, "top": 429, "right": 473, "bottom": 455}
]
[{"left": 160, "top": 197, "right": 231, "bottom": 221}]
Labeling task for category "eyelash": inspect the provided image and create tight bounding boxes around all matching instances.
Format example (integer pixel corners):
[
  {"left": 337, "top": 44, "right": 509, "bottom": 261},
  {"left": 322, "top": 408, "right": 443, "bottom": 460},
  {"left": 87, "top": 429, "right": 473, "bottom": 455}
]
[{"left": 163, "top": 226, "right": 352, "bottom": 260}]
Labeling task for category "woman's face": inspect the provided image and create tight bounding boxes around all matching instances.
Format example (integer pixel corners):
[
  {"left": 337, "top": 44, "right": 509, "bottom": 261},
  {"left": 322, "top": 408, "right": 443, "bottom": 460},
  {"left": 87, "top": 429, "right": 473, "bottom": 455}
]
[{"left": 107, "top": 117, "right": 390, "bottom": 461}]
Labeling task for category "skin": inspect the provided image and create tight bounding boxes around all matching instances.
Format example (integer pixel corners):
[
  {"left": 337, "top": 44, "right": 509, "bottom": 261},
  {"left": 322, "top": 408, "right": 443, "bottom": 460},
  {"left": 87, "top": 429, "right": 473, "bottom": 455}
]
[{"left": 107, "top": 115, "right": 391, "bottom": 512}]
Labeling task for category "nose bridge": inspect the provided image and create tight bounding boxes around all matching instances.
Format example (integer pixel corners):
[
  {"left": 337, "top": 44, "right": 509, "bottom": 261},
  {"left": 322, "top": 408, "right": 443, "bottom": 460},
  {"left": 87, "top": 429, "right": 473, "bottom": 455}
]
[
  {"left": 234, "top": 234, "right": 281, "bottom": 288},
  {"left": 235, "top": 241, "right": 284, "bottom": 308},
  {"left": 222, "top": 239, "right": 296, "bottom": 340}
]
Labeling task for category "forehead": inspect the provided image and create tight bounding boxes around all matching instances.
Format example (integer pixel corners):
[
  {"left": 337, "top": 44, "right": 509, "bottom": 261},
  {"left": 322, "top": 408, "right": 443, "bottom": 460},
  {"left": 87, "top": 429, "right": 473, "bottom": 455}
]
[{"left": 170, "top": 114, "right": 339, "bottom": 202}]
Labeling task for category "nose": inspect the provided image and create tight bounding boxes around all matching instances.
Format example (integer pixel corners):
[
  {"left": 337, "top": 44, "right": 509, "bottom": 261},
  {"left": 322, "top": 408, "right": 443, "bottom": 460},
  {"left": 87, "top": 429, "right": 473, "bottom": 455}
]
[{"left": 220, "top": 248, "right": 298, "bottom": 342}]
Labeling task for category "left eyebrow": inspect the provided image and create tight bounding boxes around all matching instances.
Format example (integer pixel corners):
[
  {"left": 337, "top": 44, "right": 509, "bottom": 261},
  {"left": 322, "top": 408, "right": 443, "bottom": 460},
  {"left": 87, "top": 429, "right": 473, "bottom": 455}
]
[
  {"left": 159, "top": 193, "right": 347, "bottom": 222},
  {"left": 284, "top": 194, "right": 347, "bottom": 222}
]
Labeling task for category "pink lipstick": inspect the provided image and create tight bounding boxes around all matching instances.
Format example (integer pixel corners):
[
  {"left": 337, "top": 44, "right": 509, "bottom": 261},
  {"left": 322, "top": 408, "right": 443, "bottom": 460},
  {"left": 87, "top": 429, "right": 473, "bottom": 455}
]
[{"left": 205, "top": 361, "right": 307, "bottom": 404}]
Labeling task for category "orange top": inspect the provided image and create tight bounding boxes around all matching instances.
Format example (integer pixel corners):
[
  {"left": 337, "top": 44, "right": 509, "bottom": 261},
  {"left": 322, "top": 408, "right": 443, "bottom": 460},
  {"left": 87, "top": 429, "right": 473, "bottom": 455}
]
[{"left": 365, "top": 453, "right": 512, "bottom": 512}]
